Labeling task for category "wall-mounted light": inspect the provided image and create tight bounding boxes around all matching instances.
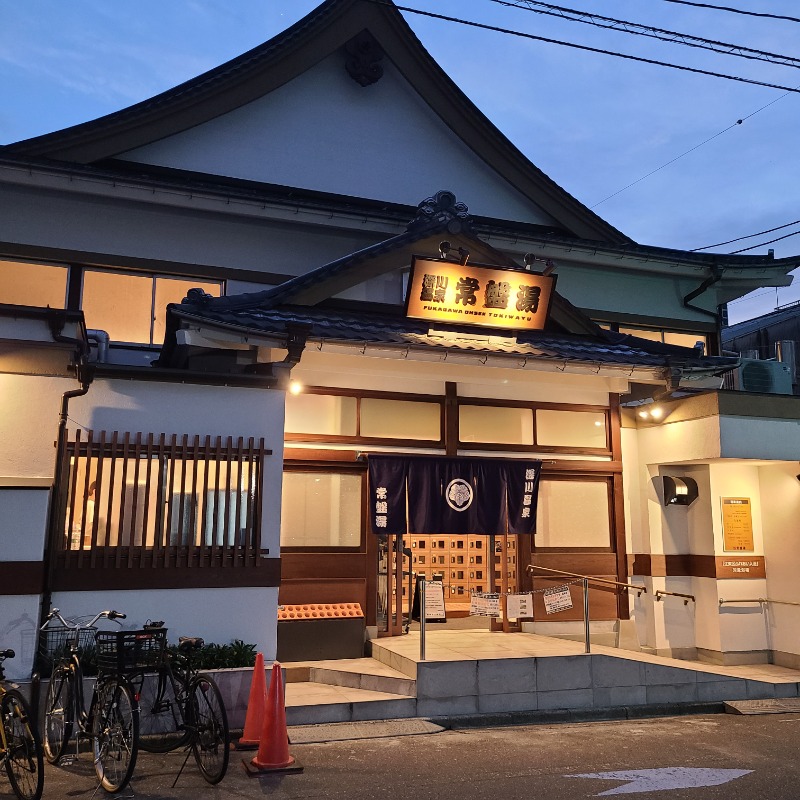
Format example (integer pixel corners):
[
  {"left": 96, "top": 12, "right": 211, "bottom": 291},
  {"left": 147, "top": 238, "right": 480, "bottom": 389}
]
[
  {"left": 662, "top": 476, "right": 699, "bottom": 506},
  {"left": 288, "top": 380, "right": 303, "bottom": 395}
]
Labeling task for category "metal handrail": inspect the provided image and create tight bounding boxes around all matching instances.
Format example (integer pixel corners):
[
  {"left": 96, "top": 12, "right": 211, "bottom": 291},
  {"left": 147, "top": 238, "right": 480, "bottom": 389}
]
[
  {"left": 526, "top": 564, "right": 646, "bottom": 595},
  {"left": 526, "top": 565, "right": 646, "bottom": 654},
  {"left": 719, "top": 597, "right": 800, "bottom": 608},
  {"left": 655, "top": 589, "right": 695, "bottom": 605}
]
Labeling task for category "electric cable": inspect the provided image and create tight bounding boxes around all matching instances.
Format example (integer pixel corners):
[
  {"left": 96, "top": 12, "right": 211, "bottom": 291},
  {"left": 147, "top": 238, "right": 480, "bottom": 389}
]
[
  {"left": 592, "top": 84, "right": 796, "bottom": 208},
  {"left": 492, "top": 0, "right": 800, "bottom": 70},
  {"left": 376, "top": 3, "right": 800, "bottom": 95},
  {"left": 692, "top": 218, "right": 800, "bottom": 251},
  {"left": 729, "top": 228, "right": 800, "bottom": 255},
  {"left": 659, "top": 0, "right": 800, "bottom": 25}
]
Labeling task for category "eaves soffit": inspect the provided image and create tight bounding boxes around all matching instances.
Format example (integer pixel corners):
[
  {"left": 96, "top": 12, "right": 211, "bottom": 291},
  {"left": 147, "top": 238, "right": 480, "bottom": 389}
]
[{"left": 1, "top": 0, "right": 629, "bottom": 245}]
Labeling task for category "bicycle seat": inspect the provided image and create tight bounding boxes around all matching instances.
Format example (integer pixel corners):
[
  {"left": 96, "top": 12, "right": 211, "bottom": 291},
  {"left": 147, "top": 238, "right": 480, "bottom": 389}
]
[{"left": 177, "top": 637, "right": 204, "bottom": 652}]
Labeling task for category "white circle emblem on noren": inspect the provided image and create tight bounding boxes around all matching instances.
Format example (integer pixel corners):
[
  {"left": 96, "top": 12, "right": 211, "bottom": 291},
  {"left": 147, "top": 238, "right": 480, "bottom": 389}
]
[{"left": 446, "top": 478, "right": 474, "bottom": 511}]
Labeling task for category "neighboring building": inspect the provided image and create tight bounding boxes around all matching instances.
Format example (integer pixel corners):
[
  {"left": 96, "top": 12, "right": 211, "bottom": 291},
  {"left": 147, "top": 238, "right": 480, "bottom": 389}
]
[
  {"left": 2, "top": 0, "right": 800, "bottom": 680},
  {"left": 722, "top": 302, "right": 800, "bottom": 395}
]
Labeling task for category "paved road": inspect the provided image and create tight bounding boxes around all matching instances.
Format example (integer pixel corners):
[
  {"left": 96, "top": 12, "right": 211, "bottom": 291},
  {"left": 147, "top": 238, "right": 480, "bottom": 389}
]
[{"left": 34, "top": 712, "right": 800, "bottom": 799}]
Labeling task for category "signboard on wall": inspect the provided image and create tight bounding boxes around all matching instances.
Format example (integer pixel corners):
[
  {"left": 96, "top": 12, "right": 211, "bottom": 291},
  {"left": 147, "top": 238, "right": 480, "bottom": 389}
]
[
  {"left": 716, "top": 556, "right": 766, "bottom": 579},
  {"left": 405, "top": 257, "right": 556, "bottom": 332},
  {"left": 721, "top": 497, "right": 755, "bottom": 552}
]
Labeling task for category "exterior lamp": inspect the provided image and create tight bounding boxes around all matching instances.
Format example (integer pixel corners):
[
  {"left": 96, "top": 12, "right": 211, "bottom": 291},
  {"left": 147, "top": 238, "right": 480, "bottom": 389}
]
[
  {"left": 649, "top": 406, "right": 664, "bottom": 420},
  {"left": 662, "top": 476, "right": 699, "bottom": 506},
  {"left": 289, "top": 380, "right": 303, "bottom": 395}
]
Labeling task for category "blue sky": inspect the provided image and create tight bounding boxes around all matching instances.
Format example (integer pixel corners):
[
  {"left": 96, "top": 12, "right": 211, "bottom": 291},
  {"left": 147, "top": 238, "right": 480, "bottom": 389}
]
[{"left": 2, "top": 0, "right": 798, "bottom": 324}]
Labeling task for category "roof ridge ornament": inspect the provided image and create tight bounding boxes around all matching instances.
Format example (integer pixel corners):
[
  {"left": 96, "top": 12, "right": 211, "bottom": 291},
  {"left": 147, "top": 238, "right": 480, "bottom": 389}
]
[
  {"left": 408, "top": 190, "right": 472, "bottom": 234},
  {"left": 344, "top": 30, "right": 384, "bottom": 86}
]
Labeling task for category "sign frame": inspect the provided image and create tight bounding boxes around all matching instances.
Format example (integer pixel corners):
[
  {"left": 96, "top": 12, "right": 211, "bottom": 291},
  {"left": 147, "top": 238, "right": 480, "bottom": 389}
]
[
  {"left": 721, "top": 497, "right": 755, "bottom": 553},
  {"left": 404, "top": 256, "right": 557, "bottom": 332}
]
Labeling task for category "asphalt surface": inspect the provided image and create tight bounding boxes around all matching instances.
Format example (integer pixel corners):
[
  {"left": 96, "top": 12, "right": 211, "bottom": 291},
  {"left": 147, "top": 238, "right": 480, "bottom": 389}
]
[{"left": 26, "top": 711, "right": 800, "bottom": 799}]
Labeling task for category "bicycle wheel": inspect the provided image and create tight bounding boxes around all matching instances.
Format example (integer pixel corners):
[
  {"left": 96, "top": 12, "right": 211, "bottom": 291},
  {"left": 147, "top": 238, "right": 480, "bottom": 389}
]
[
  {"left": 42, "top": 664, "right": 73, "bottom": 764},
  {"left": 1, "top": 689, "right": 44, "bottom": 800},
  {"left": 135, "top": 671, "right": 188, "bottom": 753},
  {"left": 91, "top": 678, "right": 139, "bottom": 794},
  {"left": 188, "top": 674, "right": 229, "bottom": 784}
]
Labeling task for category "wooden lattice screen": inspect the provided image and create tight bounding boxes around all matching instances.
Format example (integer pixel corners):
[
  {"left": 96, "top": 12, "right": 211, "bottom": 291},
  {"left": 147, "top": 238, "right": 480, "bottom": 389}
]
[{"left": 56, "top": 431, "right": 270, "bottom": 571}]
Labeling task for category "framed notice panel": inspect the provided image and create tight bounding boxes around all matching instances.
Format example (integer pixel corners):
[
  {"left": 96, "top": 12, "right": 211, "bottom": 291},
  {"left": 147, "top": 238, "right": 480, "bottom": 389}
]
[{"left": 721, "top": 497, "right": 754, "bottom": 552}]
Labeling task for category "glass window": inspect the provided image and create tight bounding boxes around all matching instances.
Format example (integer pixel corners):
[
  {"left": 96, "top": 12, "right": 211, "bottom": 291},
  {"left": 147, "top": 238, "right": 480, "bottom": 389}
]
[
  {"left": 535, "top": 409, "right": 607, "bottom": 448},
  {"left": 360, "top": 398, "right": 441, "bottom": 440},
  {"left": 153, "top": 277, "right": 222, "bottom": 345},
  {"left": 619, "top": 326, "right": 663, "bottom": 343},
  {"left": 82, "top": 270, "right": 221, "bottom": 345},
  {"left": 285, "top": 394, "right": 357, "bottom": 436},
  {"left": 280, "top": 472, "right": 362, "bottom": 547},
  {"left": 0, "top": 260, "right": 67, "bottom": 308},
  {"left": 664, "top": 331, "right": 707, "bottom": 353},
  {"left": 535, "top": 479, "right": 611, "bottom": 548},
  {"left": 459, "top": 404, "right": 534, "bottom": 445}
]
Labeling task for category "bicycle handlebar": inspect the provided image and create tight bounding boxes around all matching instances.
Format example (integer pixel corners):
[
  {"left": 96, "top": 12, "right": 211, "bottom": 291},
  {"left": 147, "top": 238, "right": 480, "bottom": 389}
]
[
  {"left": 42, "top": 607, "right": 126, "bottom": 630},
  {"left": 0, "top": 649, "right": 14, "bottom": 659}
]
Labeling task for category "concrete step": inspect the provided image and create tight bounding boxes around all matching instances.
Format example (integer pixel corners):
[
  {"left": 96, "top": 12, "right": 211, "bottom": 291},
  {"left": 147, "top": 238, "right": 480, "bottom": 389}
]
[
  {"left": 285, "top": 657, "right": 416, "bottom": 697},
  {"left": 285, "top": 682, "right": 417, "bottom": 725}
]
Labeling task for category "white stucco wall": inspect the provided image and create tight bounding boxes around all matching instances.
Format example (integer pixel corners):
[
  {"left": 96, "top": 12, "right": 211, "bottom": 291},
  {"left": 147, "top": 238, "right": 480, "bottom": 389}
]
[
  {"left": 0, "top": 595, "right": 40, "bottom": 681},
  {"left": 0, "top": 373, "right": 74, "bottom": 478},
  {"left": 49, "top": 587, "right": 279, "bottom": 662},
  {"left": 759, "top": 463, "right": 800, "bottom": 660},
  {"left": 120, "top": 55, "right": 555, "bottom": 227},
  {"left": 720, "top": 415, "right": 800, "bottom": 461}
]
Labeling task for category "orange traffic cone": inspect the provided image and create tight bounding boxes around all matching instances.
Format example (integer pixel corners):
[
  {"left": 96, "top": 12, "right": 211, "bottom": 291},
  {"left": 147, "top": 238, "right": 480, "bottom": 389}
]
[
  {"left": 243, "top": 661, "right": 303, "bottom": 776},
  {"left": 237, "top": 652, "right": 267, "bottom": 750}
]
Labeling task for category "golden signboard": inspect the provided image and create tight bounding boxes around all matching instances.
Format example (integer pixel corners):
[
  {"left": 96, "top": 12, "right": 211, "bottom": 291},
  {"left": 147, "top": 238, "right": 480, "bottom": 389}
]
[
  {"left": 405, "top": 257, "right": 556, "bottom": 332},
  {"left": 721, "top": 497, "right": 755, "bottom": 552}
]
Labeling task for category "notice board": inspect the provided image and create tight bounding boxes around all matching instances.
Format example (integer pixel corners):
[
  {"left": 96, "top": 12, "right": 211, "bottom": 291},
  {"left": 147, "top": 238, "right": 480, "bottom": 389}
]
[{"left": 721, "top": 497, "right": 754, "bottom": 552}]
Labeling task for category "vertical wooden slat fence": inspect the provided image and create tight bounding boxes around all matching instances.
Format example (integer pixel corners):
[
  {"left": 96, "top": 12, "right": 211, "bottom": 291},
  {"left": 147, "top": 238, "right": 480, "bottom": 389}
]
[{"left": 57, "top": 430, "right": 270, "bottom": 573}]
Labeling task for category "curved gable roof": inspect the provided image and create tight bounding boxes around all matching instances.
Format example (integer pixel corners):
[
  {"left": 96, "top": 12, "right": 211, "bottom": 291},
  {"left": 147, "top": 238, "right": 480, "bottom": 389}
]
[{"left": 4, "top": 0, "right": 629, "bottom": 244}]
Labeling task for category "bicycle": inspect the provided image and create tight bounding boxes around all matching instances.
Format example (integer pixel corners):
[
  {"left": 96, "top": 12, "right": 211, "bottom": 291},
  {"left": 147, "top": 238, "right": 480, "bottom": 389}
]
[
  {"left": 130, "top": 622, "right": 229, "bottom": 785},
  {"left": 39, "top": 608, "right": 140, "bottom": 794},
  {"left": 0, "top": 650, "right": 43, "bottom": 800}
]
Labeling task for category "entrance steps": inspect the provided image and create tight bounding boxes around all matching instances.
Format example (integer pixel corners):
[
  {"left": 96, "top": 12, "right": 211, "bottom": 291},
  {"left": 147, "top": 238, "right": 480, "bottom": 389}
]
[
  {"left": 277, "top": 630, "right": 800, "bottom": 727},
  {"left": 283, "top": 658, "right": 417, "bottom": 725}
]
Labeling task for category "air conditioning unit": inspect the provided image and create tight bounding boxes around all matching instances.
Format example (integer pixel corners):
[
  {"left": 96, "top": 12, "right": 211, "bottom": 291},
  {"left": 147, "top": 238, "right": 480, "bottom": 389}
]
[{"left": 729, "top": 358, "right": 793, "bottom": 394}]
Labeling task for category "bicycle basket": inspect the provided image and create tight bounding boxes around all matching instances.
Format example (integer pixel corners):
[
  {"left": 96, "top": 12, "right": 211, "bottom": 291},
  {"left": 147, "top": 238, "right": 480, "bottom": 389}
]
[
  {"left": 95, "top": 628, "right": 168, "bottom": 674},
  {"left": 39, "top": 624, "right": 96, "bottom": 670}
]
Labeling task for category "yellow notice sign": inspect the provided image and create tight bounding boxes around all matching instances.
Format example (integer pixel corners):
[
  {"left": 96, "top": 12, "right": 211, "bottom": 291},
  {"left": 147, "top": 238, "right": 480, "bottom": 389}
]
[
  {"left": 405, "top": 257, "right": 556, "bottom": 332},
  {"left": 721, "top": 497, "right": 754, "bottom": 552}
]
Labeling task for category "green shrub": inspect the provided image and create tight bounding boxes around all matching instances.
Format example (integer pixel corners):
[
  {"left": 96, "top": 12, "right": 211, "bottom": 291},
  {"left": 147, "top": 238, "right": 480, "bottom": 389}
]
[{"left": 167, "top": 639, "right": 257, "bottom": 669}]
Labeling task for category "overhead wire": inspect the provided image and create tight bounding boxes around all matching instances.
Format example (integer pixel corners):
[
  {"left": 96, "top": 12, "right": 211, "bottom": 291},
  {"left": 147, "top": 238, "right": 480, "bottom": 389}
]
[
  {"left": 492, "top": 0, "right": 800, "bottom": 69},
  {"left": 659, "top": 0, "right": 800, "bottom": 25},
  {"left": 591, "top": 84, "right": 797, "bottom": 208},
  {"left": 692, "top": 218, "right": 800, "bottom": 251},
  {"left": 378, "top": 3, "right": 800, "bottom": 95}
]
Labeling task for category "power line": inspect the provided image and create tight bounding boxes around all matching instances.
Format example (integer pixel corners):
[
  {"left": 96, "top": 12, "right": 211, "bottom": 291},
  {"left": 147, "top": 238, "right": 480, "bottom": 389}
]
[
  {"left": 730, "top": 228, "right": 800, "bottom": 255},
  {"left": 382, "top": 3, "right": 800, "bottom": 95},
  {"left": 660, "top": 0, "right": 800, "bottom": 24},
  {"left": 692, "top": 218, "right": 800, "bottom": 251},
  {"left": 492, "top": 0, "right": 800, "bottom": 70},
  {"left": 592, "top": 83, "right": 796, "bottom": 208}
]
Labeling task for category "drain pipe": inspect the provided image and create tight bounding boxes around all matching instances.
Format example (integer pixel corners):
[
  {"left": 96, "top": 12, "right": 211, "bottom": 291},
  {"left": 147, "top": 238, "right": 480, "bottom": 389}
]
[
  {"left": 86, "top": 329, "right": 110, "bottom": 363},
  {"left": 683, "top": 264, "right": 723, "bottom": 321},
  {"left": 36, "top": 313, "right": 93, "bottom": 691}
]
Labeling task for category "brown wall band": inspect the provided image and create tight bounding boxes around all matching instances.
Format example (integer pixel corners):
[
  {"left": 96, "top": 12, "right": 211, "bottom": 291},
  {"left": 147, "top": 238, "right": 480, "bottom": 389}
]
[
  {"left": 50, "top": 559, "right": 281, "bottom": 592},
  {"left": 0, "top": 561, "right": 45, "bottom": 595},
  {"left": 629, "top": 553, "right": 738, "bottom": 579}
]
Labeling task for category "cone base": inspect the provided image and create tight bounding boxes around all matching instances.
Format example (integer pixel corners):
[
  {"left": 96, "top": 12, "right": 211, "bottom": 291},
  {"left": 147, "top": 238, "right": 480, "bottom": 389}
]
[
  {"left": 242, "top": 756, "right": 304, "bottom": 776},
  {"left": 235, "top": 738, "right": 260, "bottom": 751}
]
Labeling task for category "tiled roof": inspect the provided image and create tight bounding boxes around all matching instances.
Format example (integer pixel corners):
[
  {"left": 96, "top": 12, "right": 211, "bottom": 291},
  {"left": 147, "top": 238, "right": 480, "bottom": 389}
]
[{"left": 170, "top": 302, "right": 736, "bottom": 371}]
